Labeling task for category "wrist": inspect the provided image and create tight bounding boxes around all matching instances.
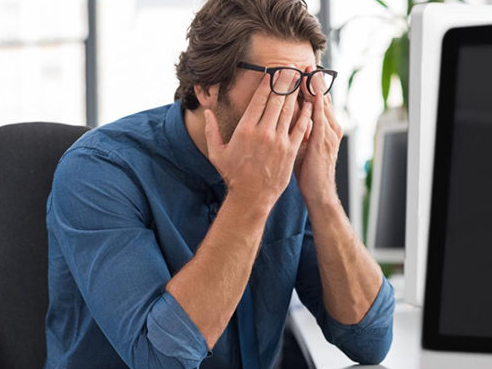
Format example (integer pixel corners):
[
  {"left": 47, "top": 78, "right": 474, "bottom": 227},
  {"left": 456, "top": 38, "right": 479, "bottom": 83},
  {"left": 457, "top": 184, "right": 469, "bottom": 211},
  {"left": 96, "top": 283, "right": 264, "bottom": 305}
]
[
  {"left": 305, "top": 193, "right": 345, "bottom": 220},
  {"left": 224, "top": 190, "right": 274, "bottom": 221},
  {"left": 304, "top": 188, "right": 341, "bottom": 212}
]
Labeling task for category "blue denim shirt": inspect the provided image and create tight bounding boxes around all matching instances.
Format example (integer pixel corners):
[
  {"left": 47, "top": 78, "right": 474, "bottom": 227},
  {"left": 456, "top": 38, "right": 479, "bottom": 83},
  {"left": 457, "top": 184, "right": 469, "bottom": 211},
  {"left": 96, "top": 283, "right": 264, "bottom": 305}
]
[{"left": 44, "top": 101, "right": 395, "bottom": 369}]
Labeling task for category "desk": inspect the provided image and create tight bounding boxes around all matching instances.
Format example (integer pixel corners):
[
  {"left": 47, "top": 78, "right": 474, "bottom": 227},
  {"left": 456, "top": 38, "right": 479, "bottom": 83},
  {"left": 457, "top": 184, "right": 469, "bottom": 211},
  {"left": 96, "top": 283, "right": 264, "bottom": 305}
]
[{"left": 289, "top": 293, "right": 492, "bottom": 368}]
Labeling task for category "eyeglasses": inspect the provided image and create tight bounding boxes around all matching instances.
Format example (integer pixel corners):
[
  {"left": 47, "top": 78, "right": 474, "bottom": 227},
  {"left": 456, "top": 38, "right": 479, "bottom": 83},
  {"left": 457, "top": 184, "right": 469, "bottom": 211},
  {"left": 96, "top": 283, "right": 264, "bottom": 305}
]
[{"left": 237, "top": 62, "right": 338, "bottom": 96}]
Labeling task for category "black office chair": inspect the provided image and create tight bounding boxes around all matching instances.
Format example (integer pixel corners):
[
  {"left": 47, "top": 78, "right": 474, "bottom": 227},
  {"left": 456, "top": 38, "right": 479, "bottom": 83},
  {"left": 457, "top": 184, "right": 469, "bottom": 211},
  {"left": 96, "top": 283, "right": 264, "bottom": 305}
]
[
  {"left": 0, "top": 122, "right": 90, "bottom": 369},
  {"left": 0, "top": 122, "right": 311, "bottom": 369}
]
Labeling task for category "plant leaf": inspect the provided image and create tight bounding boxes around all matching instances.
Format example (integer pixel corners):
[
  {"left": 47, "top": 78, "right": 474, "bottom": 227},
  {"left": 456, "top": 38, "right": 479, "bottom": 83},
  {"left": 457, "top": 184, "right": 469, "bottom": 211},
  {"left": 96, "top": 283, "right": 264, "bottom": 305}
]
[
  {"left": 382, "top": 35, "right": 410, "bottom": 111},
  {"left": 347, "top": 68, "right": 361, "bottom": 91},
  {"left": 374, "top": 0, "right": 389, "bottom": 8},
  {"left": 397, "top": 33, "right": 410, "bottom": 111},
  {"left": 362, "top": 159, "right": 373, "bottom": 244},
  {"left": 381, "top": 38, "right": 396, "bottom": 110}
]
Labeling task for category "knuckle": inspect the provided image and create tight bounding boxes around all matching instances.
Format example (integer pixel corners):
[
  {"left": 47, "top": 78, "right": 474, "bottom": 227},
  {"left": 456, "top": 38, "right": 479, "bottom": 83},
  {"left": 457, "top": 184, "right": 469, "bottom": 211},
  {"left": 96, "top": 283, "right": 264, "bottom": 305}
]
[
  {"left": 256, "top": 94, "right": 269, "bottom": 107},
  {"left": 270, "top": 96, "right": 284, "bottom": 109},
  {"left": 258, "top": 130, "right": 273, "bottom": 143},
  {"left": 330, "top": 119, "right": 342, "bottom": 136},
  {"left": 336, "top": 126, "right": 343, "bottom": 139},
  {"left": 286, "top": 143, "right": 297, "bottom": 156},
  {"left": 238, "top": 124, "right": 253, "bottom": 137},
  {"left": 278, "top": 138, "right": 289, "bottom": 151},
  {"left": 281, "top": 104, "right": 293, "bottom": 117},
  {"left": 295, "top": 117, "right": 307, "bottom": 132}
]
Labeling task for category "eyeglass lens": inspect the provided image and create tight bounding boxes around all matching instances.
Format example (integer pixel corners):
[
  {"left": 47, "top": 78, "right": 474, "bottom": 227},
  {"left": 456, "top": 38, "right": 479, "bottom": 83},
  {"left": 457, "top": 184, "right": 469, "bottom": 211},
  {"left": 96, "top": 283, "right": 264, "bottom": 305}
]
[
  {"left": 309, "top": 70, "right": 334, "bottom": 96},
  {"left": 271, "top": 68, "right": 334, "bottom": 95}
]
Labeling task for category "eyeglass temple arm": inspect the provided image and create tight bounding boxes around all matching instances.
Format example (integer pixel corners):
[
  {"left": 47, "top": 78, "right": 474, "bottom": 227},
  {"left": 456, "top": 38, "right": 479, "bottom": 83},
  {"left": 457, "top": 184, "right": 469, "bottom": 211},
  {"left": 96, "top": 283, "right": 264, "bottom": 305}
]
[{"left": 237, "top": 62, "right": 267, "bottom": 73}]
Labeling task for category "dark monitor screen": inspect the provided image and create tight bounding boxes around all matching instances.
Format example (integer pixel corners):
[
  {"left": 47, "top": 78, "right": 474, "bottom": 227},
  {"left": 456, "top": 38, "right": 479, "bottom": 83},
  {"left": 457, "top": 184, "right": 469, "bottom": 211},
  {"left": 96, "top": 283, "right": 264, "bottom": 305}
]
[
  {"left": 423, "top": 25, "right": 492, "bottom": 352},
  {"left": 336, "top": 135, "right": 350, "bottom": 218},
  {"left": 375, "top": 130, "right": 407, "bottom": 250}
]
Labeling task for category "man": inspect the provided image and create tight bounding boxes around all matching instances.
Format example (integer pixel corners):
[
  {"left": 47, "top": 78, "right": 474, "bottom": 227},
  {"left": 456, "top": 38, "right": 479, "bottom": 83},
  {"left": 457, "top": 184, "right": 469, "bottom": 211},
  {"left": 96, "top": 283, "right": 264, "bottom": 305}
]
[{"left": 44, "top": 0, "right": 395, "bottom": 368}]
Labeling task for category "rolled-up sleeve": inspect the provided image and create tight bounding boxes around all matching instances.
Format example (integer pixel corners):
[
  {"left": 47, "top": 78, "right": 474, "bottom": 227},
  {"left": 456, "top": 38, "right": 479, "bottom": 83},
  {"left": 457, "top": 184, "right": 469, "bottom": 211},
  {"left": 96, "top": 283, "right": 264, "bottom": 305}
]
[
  {"left": 147, "top": 293, "right": 210, "bottom": 368},
  {"left": 295, "top": 217, "right": 395, "bottom": 365},
  {"left": 47, "top": 147, "right": 209, "bottom": 369}
]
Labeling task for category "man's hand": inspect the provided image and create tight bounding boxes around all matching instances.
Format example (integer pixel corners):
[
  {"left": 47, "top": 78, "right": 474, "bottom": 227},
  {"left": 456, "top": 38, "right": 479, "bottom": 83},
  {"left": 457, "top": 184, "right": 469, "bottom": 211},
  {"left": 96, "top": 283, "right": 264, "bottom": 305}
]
[
  {"left": 204, "top": 70, "right": 313, "bottom": 210},
  {"left": 167, "top": 70, "right": 314, "bottom": 350},
  {"left": 294, "top": 66, "right": 343, "bottom": 207},
  {"left": 292, "top": 68, "right": 384, "bottom": 327}
]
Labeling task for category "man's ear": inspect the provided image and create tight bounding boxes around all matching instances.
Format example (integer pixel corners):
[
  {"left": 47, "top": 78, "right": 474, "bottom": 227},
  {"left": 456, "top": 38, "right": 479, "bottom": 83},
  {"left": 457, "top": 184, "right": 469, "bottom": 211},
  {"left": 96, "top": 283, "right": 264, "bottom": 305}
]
[{"left": 194, "top": 84, "right": 219, "bottom": 109}]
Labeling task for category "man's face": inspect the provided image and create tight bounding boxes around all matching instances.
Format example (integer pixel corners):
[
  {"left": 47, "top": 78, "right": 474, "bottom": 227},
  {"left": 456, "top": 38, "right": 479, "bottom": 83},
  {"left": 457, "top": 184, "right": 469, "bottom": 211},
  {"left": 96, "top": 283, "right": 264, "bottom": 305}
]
[{"left": 212, "top": 33, "right": 316, "bottom": 143}]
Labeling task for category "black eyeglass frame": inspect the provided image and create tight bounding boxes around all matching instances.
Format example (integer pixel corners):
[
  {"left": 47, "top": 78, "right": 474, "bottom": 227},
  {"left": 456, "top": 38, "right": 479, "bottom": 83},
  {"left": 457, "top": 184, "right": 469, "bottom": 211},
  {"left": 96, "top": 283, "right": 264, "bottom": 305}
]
[{"left": 237, "top": 62, "right": 338, "bottom": 96}]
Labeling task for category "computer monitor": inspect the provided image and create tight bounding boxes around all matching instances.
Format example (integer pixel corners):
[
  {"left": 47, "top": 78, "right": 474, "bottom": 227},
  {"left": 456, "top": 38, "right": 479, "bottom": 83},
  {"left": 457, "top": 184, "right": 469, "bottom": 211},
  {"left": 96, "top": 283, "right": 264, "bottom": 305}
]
[
  {"left": 422, "top": 23, "right": 492, "bottom": 353},
  {"left": 335, "top": 128, "right": 362, "bottom": 238},
  {"left": 405, "top": 3, "right": 492, "bottom": 307},
  {"left": 367, "top": 120, "right": 407, "bottom": 263}
]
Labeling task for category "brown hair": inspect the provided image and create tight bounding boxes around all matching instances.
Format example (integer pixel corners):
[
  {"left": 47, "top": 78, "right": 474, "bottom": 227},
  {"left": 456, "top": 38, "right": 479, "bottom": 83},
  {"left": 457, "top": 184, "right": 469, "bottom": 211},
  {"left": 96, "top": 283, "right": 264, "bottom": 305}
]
[{"left": 174, "top": 0, "right": 326, "bottom": 110}]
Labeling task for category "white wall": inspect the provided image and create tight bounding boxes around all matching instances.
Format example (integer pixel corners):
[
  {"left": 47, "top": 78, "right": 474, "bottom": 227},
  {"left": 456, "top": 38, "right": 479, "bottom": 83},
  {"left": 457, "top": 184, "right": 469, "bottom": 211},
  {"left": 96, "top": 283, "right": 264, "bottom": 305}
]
[
  {"left": 0, "top": 0, "right": 87, "bottom": 126},
  {"left": 97, "top": 0, "right": 200, "bottom": 124}
]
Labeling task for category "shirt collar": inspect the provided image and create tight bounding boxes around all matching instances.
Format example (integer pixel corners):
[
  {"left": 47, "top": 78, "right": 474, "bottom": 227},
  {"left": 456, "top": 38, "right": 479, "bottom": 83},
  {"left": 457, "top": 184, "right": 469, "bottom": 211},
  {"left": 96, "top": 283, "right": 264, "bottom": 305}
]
[{"left": 164, "top": 100, "right": 224, "bottom": 188}]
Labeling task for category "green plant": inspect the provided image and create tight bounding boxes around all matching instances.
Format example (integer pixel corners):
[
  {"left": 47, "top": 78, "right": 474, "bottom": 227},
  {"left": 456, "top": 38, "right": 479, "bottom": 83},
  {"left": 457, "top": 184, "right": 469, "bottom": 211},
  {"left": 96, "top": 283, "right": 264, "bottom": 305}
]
[
  {"left": 375, "top": 0, "right": 465, "bottom": 111},
  {"left": 354, "top": 1, "right": 464, "bottom": 278},
  {"left": 334, "top": 0, "right": 466, "bottom": 277},
  {"left": 342, "top": 0, "right": 466, "bottom": 113}
]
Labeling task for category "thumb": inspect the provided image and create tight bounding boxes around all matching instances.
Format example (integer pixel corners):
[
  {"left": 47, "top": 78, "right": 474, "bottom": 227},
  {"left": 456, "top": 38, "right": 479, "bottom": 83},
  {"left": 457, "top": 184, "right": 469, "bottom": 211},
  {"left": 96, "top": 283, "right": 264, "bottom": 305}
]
[{"left": 204, "top": 109, "right": 224, "bottom": 155}]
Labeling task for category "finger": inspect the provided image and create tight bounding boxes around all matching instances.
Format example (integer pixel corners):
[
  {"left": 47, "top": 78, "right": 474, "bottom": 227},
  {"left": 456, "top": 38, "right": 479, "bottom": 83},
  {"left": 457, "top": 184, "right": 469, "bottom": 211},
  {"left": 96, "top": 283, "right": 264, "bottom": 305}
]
[
  {"left": 312, "top": 92, "right": 326, "bottom": 141},
  {"left": 259, "top": 68, "right": 298, "bottom": 131},
  {"left": 323, "top": 94, "right": 343, "bottom": 139},
  {"left": 300, "top": 65, "right": 316, "bottom": 104},
  {"left": 326, "top": 92, "right": 333, "bottom": 104},
  {"left": 204, "top": 109, "right": 224, "bottom": 157},
  {"left": 237, "top": 74, "right": 272, "bottom": 129},
  {"left": 289, "top": 102, "right": 313, "bottom": 150},
  {"left": 276, "top": 78, "right": 301, "bottom": 136},
  {"left": 303, "top": 118, "right": 313, "bottom": 143},
  {"left": 310, "top": 70, "right": 328, "bottom": 96}
]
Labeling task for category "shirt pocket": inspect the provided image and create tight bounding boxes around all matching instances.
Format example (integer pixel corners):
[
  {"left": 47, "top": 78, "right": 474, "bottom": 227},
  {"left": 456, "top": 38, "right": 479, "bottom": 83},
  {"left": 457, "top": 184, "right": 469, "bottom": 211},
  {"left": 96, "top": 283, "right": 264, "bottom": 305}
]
[{"left": 251, "top": 232, "right": 304, "bottom": 314}]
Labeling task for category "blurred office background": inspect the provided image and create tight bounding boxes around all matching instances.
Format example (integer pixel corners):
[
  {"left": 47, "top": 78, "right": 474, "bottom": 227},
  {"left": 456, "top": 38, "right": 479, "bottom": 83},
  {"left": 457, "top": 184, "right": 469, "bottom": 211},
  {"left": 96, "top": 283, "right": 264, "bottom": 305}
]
[
  {"left": 1, "top": 0, "right": 491, "bottom": 268},
  {"left": 2, "top": 0, "right": 492, "bottom": 155},
  {"left": 0, "top": 0, "right": 421, "bottom": 166}
]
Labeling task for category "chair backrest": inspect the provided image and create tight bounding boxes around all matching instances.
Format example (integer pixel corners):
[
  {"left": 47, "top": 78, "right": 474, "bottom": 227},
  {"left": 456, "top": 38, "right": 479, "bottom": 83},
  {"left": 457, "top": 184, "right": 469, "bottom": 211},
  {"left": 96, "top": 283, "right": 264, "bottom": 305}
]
[{"left": 0, "top": 122, "right": 90, "bottom": 369}]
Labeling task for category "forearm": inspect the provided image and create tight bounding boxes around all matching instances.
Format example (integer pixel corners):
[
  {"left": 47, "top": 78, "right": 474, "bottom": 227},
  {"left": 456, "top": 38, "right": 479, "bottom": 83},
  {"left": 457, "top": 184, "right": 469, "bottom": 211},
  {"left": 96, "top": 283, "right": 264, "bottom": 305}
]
[
  {"left": 306, "top": 198, "right": 382, "bottom": 325},
  {"left": 165, "top": 192, "right": 271, "bottom": 350}
]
